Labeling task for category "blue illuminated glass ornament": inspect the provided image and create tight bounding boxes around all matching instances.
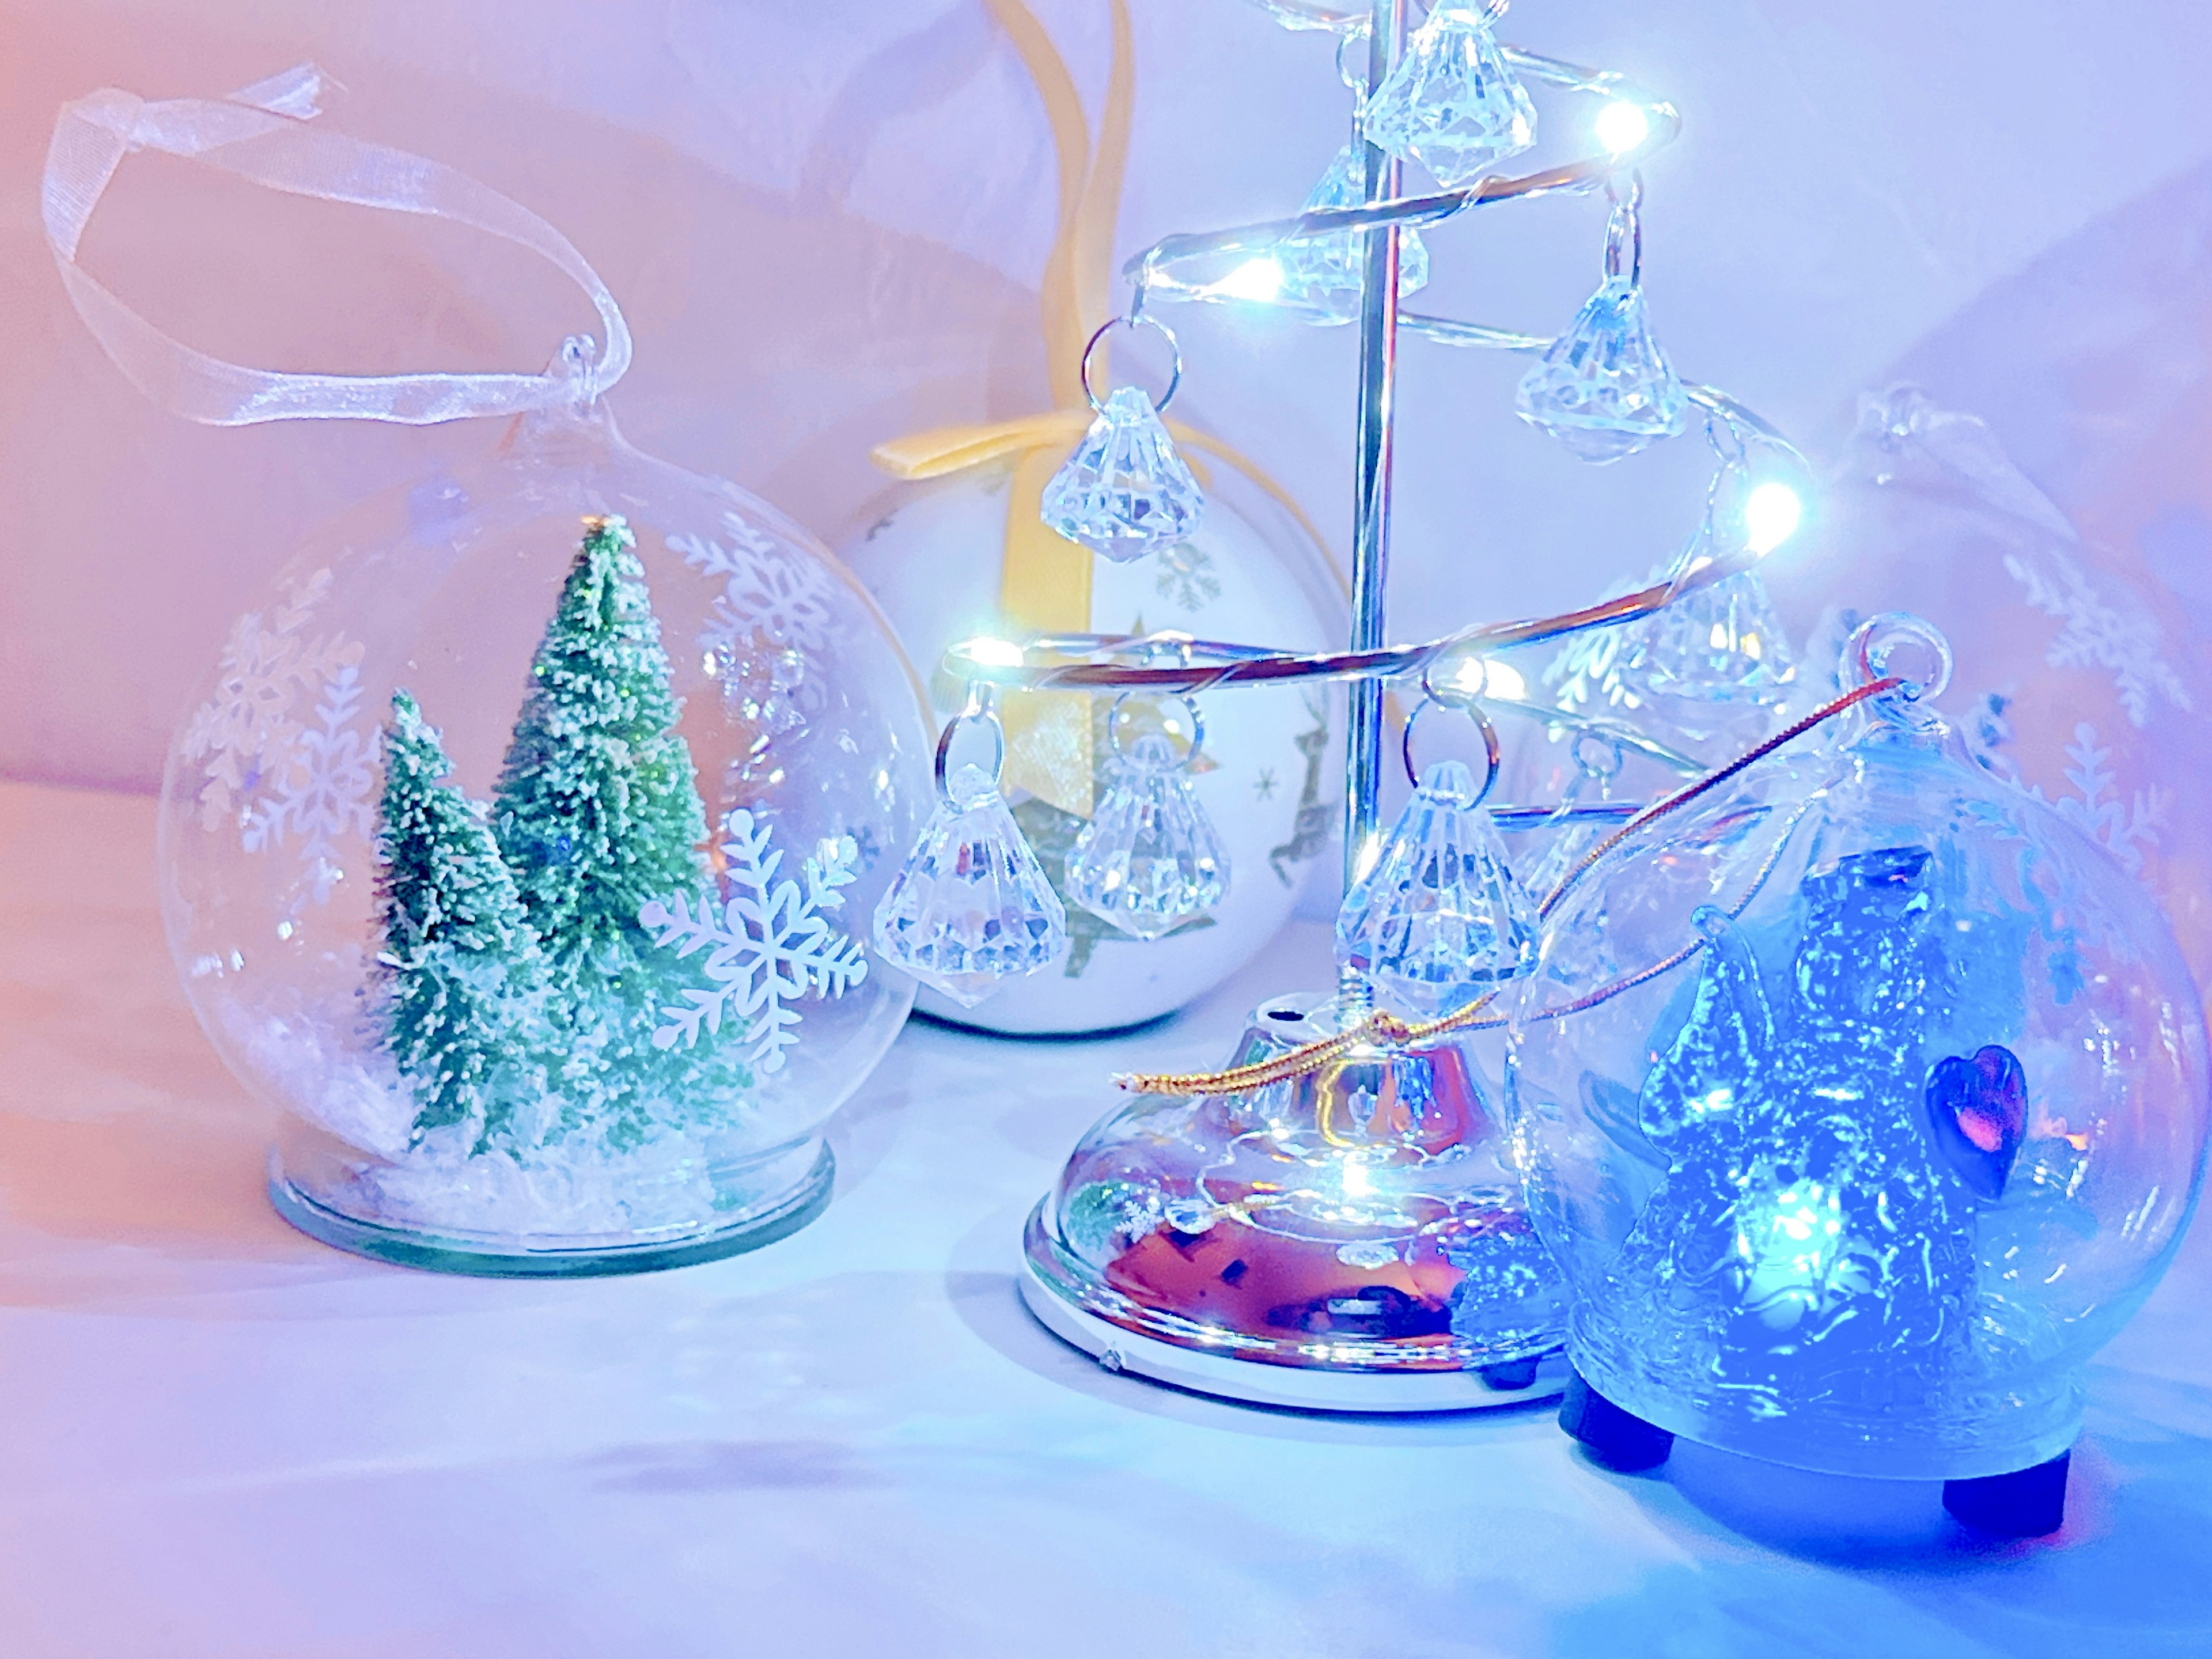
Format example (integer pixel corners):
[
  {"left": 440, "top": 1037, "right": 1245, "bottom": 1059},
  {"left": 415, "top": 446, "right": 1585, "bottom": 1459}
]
[
  {"left": 1514, "top": 275, "right": 1690, "bottom": 463},
  {"left": 1066, "top": 732, "right": 1229, "bottom": 940},
  {"left": 1335, "top": 759, "right": 1538, "bottom": 1013},
  {"left": 1359, "top": 2, "right": 1537, "bottom": 188},
  {"left": 1271, "top": 143, "right": 1433, "bottom": 325},
  {"left": 873, "top": 765, "right": 1067, "bottom": 1005},
  {"left": 1509, "top": 616, "right": 2212, "bottom": 1535},
  {"left": 1040, "top": 385, "right": 1205, "bottom": 563}
]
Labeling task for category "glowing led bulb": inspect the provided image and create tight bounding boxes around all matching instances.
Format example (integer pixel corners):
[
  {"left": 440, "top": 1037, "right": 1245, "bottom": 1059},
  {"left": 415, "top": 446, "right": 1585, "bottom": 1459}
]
[
  {"left": 1217, "top": 256, "right": 1285, "bottom": 302},
  {"left": 1743, "top": 482, "right": 1804, "bottom": 555},
  {"left": 1595, "top": 101, "right": 1650, "bottom": 156},
  {"left": 959, "top": 637, "right": 1027, "bottom": 668}
]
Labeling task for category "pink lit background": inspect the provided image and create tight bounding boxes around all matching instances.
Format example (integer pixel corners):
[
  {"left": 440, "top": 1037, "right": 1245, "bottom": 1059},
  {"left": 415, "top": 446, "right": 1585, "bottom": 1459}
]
[{"left": 6, "top": 0, "right": 2211, "bottom": 799}]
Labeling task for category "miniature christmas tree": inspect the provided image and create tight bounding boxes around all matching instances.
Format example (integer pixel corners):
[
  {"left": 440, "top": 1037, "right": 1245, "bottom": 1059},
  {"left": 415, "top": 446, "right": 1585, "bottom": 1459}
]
[
  {"left": 492, "top": 514, "right": 719, "bottom": 1142},
  {"left": 371, "top": 690, "right": 550, "bottom": 1152}
]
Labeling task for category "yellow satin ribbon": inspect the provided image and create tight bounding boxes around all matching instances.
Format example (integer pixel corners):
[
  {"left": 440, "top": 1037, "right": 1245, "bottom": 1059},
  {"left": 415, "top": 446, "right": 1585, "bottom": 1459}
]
[{"left": 872, "top": 0, "right": 1340, "bottom": 818}]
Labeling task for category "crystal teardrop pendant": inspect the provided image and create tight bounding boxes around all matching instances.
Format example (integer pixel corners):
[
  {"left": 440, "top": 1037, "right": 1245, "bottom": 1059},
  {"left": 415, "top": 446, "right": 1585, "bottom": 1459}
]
[
  {"left": 1272, "top": 143, "right": 1433, "bottom": 325},
  {"left": 1065, "top": 733, "right": 1229, "bottom": 940},
  {"left": 872, "top": 766, "right": 1068, "bottom": 1005},
  {"left": 1335, "top": 760, "right": 1539, "bottom": 1014},
  {"left": 1514, "top": 275, "right": 1690, "bottom": 463},
  {"left": 1627, "top": 450, "right": 1804, "bottom": 702},
  {"left": 1039, "top": 385, "right": 1205, "bottom": 563},
  {"left": 1358, "top": 2, "right": 1537, "bottom": 189}
]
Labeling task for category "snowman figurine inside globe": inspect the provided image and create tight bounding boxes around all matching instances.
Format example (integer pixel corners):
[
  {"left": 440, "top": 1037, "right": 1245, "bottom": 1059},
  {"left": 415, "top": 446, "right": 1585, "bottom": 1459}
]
[{"left": 1509, "top": 615, "right": 2210, "bottom": 1536}]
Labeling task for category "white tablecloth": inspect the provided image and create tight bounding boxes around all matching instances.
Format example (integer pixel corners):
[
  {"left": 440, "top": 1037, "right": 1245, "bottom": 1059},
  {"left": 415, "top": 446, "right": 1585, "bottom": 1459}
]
[{"left": 3, "top": 778, "right": 2209, "bottom": 1657}]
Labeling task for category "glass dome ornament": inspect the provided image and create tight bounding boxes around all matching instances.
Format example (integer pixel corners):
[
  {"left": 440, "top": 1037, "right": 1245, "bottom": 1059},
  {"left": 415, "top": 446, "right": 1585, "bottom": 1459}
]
[
  {"left": 1268, "top": 143, "right": 1433, "bottom": 324},
  {"left": 1509, "top": 615, "right": 2210, "bottom": 1535},
  {"left": 1064, "top": 704, "right": 1228, "bottom": 941},
  {"left": 163, "top": 393, "right": 934, "bottom": 1273},
  {"left": 1359, "top": 2, "right": 1537, "bottom": 188},
  {"left": 46, "top": 71, "right": 936, "bottom": 1274},
  {"left": 1039, "top": 318, "right": 1205, "bottom": 563},
  {"left": 871, "top": 693, "right": 1069, "bottom": 1006}
]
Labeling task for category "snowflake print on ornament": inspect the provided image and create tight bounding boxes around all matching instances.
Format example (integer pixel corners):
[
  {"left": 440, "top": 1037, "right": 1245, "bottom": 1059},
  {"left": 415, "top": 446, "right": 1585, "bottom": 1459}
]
[
  {"left": 639, "top": 810, "right": 870, "bottom": 1075},
  {"left": 179, "top": 566, "right": 372, "bottom": 907}
]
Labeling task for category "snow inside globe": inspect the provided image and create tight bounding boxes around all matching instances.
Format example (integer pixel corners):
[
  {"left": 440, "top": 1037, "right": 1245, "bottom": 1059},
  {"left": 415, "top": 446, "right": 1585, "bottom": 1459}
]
[
  {"left": 160, "top": 396, "right": 933, "bottom": 1273},
  {"left": 1506, "top": 613, "right": 2210, "bottom": 1528}
]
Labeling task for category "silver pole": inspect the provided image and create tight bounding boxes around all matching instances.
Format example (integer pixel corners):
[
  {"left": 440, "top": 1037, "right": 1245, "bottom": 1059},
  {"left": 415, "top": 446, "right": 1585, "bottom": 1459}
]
[{"left": 1340, "top": 0, "right": 1406, "bottom": 1007}]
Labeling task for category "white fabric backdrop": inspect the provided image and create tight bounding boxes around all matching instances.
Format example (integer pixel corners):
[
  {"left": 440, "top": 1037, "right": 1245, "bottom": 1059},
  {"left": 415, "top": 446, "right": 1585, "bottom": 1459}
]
[{"left": 6, "top": 0, "right": 2212, "bottom": 791}]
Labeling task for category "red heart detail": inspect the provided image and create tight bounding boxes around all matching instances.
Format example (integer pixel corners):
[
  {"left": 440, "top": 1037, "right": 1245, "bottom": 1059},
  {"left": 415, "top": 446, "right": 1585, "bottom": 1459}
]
[{"left": 1925, "top": 1045, "right": 2028, "bottom": 1200}]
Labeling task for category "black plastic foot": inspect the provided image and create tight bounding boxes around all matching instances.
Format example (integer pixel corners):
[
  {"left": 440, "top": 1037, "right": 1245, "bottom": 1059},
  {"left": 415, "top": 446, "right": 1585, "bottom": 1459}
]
[
  {"left": 1943, "top": 1449, "right": 2070, "bottom": 1538},
  {"left": 1478, "top": 1356, "right": 1542, "bottom": 1392},
  {"left": 1558, "top": 1369, "right": 1675, "bottom": 1471}
]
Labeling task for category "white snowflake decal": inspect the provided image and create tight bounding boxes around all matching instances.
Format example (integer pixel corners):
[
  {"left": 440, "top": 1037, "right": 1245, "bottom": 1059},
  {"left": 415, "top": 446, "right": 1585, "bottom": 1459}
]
[
  {"left": 2033, "top": 722, "right": 2168, "bottom": 877},
  {"left": 179, "top": 567, "right": 370, "bottom": 902},
  {"left": 2004, "top": 548, "right": 2190, "bottom": 728},
  {"left": 240, "top": 661, "right": 376, "bottom": 906},
  {"left": 1154, "top": 542, "right": 1222, "bottom": 613},
  {"left": 669, "top": 512, "right": 837, "bottom": 663},
  {"left": 639, "top": 810, "right": 869, "bottom": 1074}
]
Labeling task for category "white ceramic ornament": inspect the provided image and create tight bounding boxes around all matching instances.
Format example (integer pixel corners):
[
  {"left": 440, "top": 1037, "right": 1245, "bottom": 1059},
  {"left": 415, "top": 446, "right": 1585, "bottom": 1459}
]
[{"left": 843, "top": 458, "right": 1347, "bottom": 1035}]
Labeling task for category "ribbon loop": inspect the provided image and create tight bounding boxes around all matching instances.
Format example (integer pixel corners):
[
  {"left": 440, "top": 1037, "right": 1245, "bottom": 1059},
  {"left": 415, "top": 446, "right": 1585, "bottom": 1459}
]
[{"left": 41, "top": 63, "right": 630, "bottom": 426}]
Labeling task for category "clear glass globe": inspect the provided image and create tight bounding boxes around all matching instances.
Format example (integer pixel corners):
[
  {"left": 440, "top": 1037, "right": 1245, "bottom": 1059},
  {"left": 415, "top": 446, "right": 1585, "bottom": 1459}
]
[
  {"left": 1508, "top": 618, "right": 2210, "bottom": 1478},
  {"left": 160, "top": 397, "right": 932, "bottom": 1272}
]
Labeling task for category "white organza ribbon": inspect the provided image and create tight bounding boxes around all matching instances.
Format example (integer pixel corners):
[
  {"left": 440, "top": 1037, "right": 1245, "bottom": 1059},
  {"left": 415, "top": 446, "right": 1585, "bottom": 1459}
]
[{"left": 40, "top": 63, "right": 631, "bottom": 426}]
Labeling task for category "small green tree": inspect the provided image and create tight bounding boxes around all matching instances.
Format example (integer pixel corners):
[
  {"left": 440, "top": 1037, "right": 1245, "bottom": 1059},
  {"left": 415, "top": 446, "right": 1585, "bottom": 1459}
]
[
  {"left": 492, "top": 515, "right": 716, "bottom": 1143},
  {"left": 372, "top": 690, "right": 550, "bottom": 1151}
]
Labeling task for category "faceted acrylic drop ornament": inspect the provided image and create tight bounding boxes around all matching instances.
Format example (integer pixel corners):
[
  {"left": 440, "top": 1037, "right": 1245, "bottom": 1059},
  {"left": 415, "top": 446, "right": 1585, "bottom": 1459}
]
[
  {"left": 1335, "top": 760, "right": 1539, "bottom": 1014},
  {"left": 1040, "top": 385, "right": 1205, "bottom": 563},
  {"left": 1516, "top": 276, "right": 1689, "bottom": 463},
  {"left": 1272, "top": 143, "right": 1432, "bottom": 325},
  {"left": 872, "top": 766, "right": 1069, "bottom": 1005},
  {"left": 1359, "top": 2, "right": 1537, "bottom": 189},
  {"left": 1065, "top": 733, "right": 1229, "bottom": 940}
]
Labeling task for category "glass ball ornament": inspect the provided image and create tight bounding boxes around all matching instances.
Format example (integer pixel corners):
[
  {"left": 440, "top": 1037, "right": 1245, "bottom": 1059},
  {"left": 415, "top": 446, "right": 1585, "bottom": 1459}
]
[
  {"left": 1769, "top": 388, "right": 2212, "bottom": 988},
  {"left": 841, "top": 452, "right": 1348, "bottom": 1034},
  {"left": 1508, "top": 615, "right": 2210, "bottom": 1483},
  {"left": 161, "top": 393, "right": 933, "bottom": 1273}
]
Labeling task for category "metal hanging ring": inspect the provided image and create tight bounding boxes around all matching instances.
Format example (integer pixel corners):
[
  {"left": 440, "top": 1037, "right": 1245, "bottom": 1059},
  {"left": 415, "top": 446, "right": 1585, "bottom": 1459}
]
[
  {"left": 933, "top": 682, "right": 1007, "bottom": 806},
  {"left": 1107, "top": 690, "right": 1206, "bottom": 769},
  {"left": 1079, "top": 313, "right": 1184, "bottom": 416},
  {"left": 1402, "top": 693, "right": 1503, "bottom": 806}
]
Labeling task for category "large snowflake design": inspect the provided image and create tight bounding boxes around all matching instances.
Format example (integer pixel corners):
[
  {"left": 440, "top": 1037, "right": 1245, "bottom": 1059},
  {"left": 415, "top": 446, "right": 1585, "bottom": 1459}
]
[
  {"left": 669, "top": 513, "right": 838, "bottom": 664},
  {"left": 240, "top": 661, "right": 375, "bottom": 906},
  {"left": 2035, "top": 722, "right": 2168, "bottom": 878},
  {"left": 2004, "top": 548, "right": 2190, "bottom": 728},
  {"left": 179, "top": 567, "right": 371, "bottom": 900},
  {"left": 639, "top": 810, "right": 869, "bottom": 1074},
  {"left": 1154, "top": 541, "right": 1222, "bottom": 613}
]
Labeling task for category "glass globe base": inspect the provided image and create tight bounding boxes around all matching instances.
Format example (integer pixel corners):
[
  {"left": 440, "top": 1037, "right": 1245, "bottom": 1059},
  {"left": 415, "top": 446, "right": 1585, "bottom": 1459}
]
[
  {"left": 1020, "top": 1236, "right": 1567, "bottom": 1412},
  {"left": 1020, "top": 988, "right": 1570, "bottom": 1412},
  {"left": 268, "top": 1141, "right": 834, "bottom": 1278}
]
